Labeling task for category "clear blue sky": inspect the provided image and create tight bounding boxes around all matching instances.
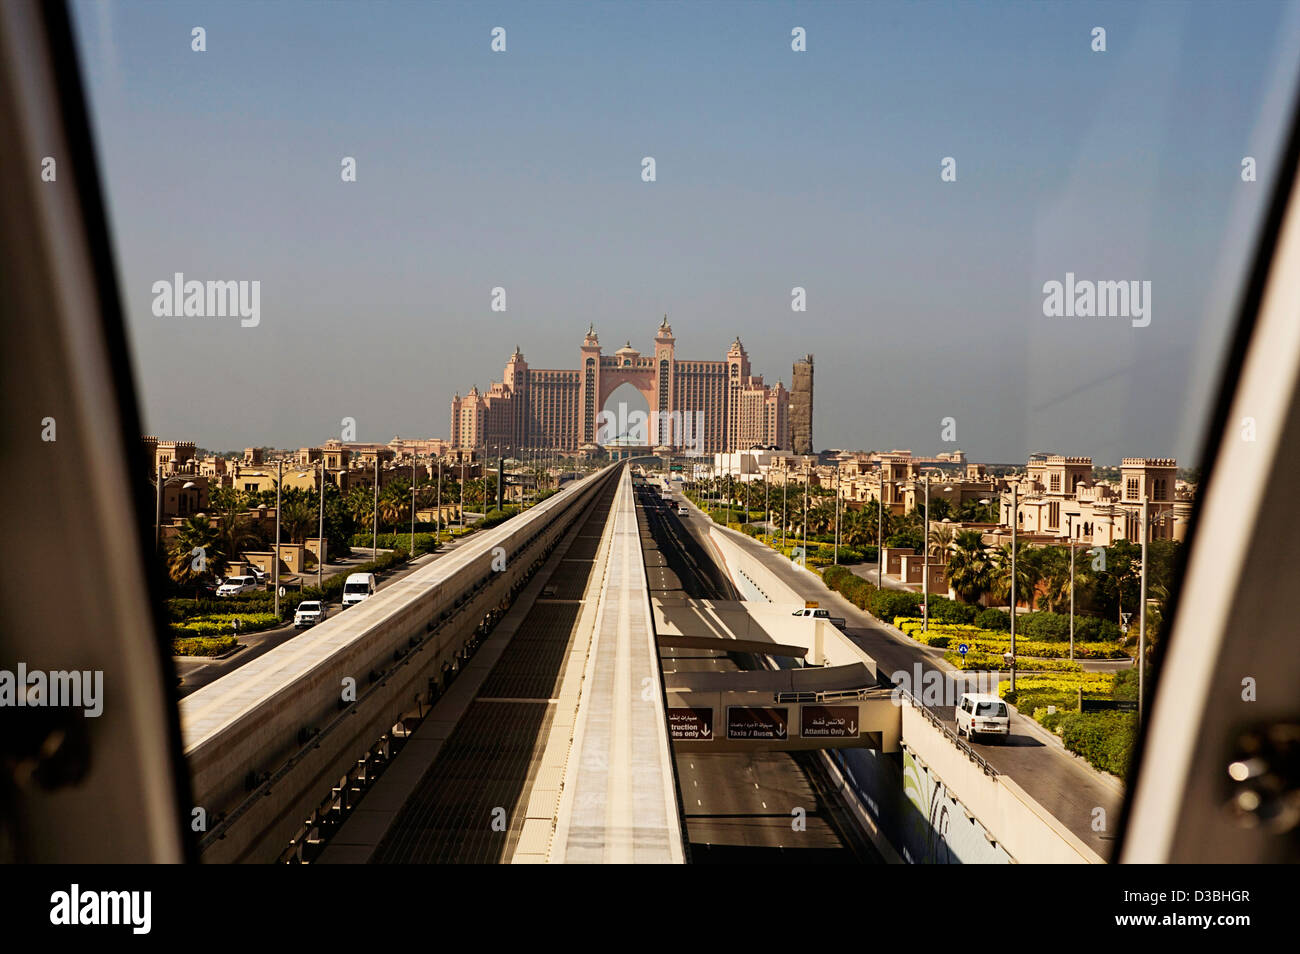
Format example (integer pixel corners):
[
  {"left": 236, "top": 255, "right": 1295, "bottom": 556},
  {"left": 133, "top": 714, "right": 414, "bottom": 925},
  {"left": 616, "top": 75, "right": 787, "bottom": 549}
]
[{"left": 72, "top": 0, "right": 1300, "bottom": 465}]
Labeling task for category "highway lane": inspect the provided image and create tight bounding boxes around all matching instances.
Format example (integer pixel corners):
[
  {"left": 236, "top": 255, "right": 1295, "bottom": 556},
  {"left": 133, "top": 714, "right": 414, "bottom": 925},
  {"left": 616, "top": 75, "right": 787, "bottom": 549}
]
[
  {"left": 673, "top": 493, "right": 1123, "bottom": 860},
  {"left": 634, "top": 480, "right": 878, "bottom": 863},
  {"left": 174, "top": 536, "right": 484, "bottom": 696}
]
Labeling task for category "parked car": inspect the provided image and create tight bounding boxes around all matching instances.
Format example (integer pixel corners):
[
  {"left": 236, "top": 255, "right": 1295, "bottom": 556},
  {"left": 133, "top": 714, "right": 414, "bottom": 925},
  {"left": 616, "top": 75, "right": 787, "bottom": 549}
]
[
  {"left": 956, "top": 692, "right": 1010, "bottom": 743},
  {"left": 293, "top": 600, "right": 327, "bottom": 629},
  {"left": 216, "top": 576, "right": 258, "bottom": 597},
  {"left": 341, "top": 572, "right": 376, "bottom": 607}
]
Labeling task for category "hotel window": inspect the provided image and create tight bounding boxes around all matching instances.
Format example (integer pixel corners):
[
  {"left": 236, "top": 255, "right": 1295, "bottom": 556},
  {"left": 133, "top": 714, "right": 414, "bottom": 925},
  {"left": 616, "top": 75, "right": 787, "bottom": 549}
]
[
  {"left": 1050, "top": 473, "right": 1061, "bottom": 492},
  {"left": 1126, "top": 477, "right": 1140, "bottom": 500}
]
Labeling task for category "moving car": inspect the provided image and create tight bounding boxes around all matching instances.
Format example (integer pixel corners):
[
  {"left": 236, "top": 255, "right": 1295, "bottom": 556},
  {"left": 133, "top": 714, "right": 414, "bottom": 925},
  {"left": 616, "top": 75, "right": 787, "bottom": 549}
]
[
  {"left": 293, "top": 600, "right": 327, "bottom": 628},
  {"left": 341, "top": 572, "right": 376, "bottom": 607},
  {"left": 956, "top": 692, "right": 1010, "bottom": 743},
  {"left": 677, "top": 504, "right": 689, "bottom": 515},
  {"left": 216, "top": 576, "right": 258, "bottom": 597}
]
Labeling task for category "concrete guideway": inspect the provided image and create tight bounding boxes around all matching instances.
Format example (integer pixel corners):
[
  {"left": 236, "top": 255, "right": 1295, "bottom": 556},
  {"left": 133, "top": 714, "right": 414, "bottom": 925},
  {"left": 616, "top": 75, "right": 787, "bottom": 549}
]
[{"left": 550, "top": 468, "right": 687, "bottom": 863}]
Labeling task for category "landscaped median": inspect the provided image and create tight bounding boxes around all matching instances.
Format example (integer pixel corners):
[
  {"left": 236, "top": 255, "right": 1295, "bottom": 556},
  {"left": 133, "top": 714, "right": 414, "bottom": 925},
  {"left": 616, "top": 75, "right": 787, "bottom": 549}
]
[{"left": 891, "top": 618, "right": 1129, "bottom": 659}]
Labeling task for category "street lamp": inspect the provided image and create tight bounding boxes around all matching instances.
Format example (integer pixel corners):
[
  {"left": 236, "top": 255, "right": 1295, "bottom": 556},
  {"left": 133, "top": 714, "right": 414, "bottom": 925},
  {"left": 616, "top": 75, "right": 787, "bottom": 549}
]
[
  {"left": 833, "top": 458, "right": 842, "bottom": 565},
  {"left": 317, "top": 458, "right": 326, "bottom": 589},
  {"left": 1096, "top": 495, "right": 1177, "bottom": 724},
  {"left": 919, "top": 468, "right": 953, "bottom": 633}
]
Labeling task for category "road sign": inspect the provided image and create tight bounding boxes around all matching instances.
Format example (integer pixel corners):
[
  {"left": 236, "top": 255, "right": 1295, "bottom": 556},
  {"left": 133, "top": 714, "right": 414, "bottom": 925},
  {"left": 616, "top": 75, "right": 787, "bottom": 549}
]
[
  {"left": 727, "top": 706, "right": 788, "bottom": 740},
  {"left": 800, "top": 705, "right": 859, "bottom": 738},
  {"left": 667, "top": 707, "right": 714, "bottom": 741},
  {"left": 958, "top": 643, "right": 969, "bottom": 657}
]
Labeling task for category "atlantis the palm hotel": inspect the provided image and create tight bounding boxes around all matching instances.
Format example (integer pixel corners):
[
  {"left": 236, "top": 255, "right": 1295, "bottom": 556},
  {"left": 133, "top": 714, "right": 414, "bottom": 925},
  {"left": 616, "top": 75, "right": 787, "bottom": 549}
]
[{"left": 449, "top": 318, "right": 793, "bottom": 457}]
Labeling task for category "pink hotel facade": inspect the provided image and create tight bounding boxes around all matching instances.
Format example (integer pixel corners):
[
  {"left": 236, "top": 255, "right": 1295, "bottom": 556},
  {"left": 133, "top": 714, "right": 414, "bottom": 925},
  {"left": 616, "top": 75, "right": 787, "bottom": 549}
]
[{"left": 449, "top": 319, "right": 792, "bottom": 455}]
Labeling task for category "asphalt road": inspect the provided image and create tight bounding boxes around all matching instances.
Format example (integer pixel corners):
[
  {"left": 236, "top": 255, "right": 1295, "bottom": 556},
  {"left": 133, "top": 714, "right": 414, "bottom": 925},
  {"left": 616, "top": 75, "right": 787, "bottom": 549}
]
[
  {"left": 673, "top": 494, "right": 1123, "bottom": 860},
  {"left": 173, "top": 536, "right": 477, "bottom": 697},
  {"left": 634, "top": 481, "right": 879, "bottom": 863}
]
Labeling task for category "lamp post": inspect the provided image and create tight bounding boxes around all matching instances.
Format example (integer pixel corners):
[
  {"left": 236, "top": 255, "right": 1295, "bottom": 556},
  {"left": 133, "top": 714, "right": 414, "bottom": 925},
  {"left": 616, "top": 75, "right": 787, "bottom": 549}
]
[
  {"left": 1010, "top": 480, "right": 1018, "bottom": 692},
  {"left": 1098, "top": 494, "right": 1176, "bottom": 725},
  {"left": 833, "top": 459, "right": 842, "bottom": 565},
  {"left": 317, "top": 458, "right": 326, "bottom": 589},
  {"left": 372, "top": 456, "right": 379, "bottom": 560},
  {"left": 436, "top": 458, "right": 443, "bottom": 541},
  {"left": 274, "top": 458, "right": 283, "bottom": 619},
  {"left": 764, "top": 466, "right": 771, "bottom": 546},
  {"left": 410, "top": 455, "right": 417, "bottom": 556},
  {"left": 801, "top": 459, "right": 809, "bottom": 560},
  {"left": 782, "top": 459, "right": 788, "bottom": 552},
  {"left": 918, "top": 468, "right": 953, "bottom": 633}
]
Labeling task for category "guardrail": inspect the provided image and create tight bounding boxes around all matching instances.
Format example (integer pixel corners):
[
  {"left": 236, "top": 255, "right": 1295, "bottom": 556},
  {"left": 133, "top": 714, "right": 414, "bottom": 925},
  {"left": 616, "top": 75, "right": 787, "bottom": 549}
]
[{"left": 895, "top": 686, "right": 999, "bottom": 778}]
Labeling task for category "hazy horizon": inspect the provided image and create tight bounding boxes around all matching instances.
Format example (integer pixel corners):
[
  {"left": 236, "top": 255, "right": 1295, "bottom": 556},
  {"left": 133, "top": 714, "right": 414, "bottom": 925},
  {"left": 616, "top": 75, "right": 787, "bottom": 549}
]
[{"left": 72, "top": 1, "right": 1300, "bottom": 466}]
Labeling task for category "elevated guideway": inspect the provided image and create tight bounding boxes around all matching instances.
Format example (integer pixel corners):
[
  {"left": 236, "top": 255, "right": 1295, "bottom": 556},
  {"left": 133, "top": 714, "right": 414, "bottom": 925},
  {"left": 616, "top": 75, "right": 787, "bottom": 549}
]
[
  {"left": 178, "top": 465, "right": 620, "bottom": 863},
  {"left": 548, "top": 468, "right": 686, "bottom": 863}
]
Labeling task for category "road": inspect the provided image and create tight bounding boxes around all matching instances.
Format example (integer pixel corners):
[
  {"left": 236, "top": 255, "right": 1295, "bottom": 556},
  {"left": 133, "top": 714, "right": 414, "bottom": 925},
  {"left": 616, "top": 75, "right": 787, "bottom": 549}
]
[
  {"left": 635, "top": 480, "right": 879, "bottom": 863},
  {"left": 673, "top": 491, "right": 1123, "bottom": 860},
  {"left": 173, "top": 536, "right": 478, "bottom": 696}
]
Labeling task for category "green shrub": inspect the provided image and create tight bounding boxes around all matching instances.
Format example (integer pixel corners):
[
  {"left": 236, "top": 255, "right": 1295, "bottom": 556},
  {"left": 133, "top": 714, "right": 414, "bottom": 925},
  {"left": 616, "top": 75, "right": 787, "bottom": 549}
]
[
  {"left": 975, "top": 608, "right": 1010, "bottom": 631},
  {"left": 929, "top": 597, "right": 978, "bottom": 624},
  {"left": 1057, "top": 711, "right": 1137, "bottom": 776},
  {"left": 944, "top": 649, "right": 1082, "bottom": 673},
  {"left": 869, "top": 589, "right": 922, "bottom": 622},
  {"left": 169, "top": 612, "right": 279, "bottom": 638},
  {"left": 172, "top": 635, "right": 238, "bottom": 657}
]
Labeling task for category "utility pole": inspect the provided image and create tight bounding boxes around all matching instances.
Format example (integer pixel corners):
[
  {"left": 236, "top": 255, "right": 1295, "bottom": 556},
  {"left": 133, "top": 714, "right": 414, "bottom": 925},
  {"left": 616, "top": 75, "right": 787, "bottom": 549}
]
[
  {"left": 410, "top": 456, "right": 417, "bottom": 556},
  {"left": 154, "top": 462, "right": 163, "bottom": 551},
  {"left": 834, "top": 460, "right": 841, "bottom": 565},
  {"left": 372, "top": 455, "right": 379, "bottom": 560},
  {"left": 801, "top": 459, "right": 808, "bottom": 560},
  {"left": 274, "top": 458, "right": 283, "bottom": 619},
  {"left": 436, "top": 458, "right": 443, "bottom": 540},
  {"left": 1139, "top": 494, "right": 1149, "bottom": 725},
  {"left": 1069, "top": 538, "right": 1076, "bottom": 662},
  {"left": 317, "top": 458, "right": 325, "bottom": 589},
  {"left": 922, "top": 472, "right": 930, "bottom": 632},
  {"left": 1010, "top": 481, "right": 1018, "bottom": 693}
]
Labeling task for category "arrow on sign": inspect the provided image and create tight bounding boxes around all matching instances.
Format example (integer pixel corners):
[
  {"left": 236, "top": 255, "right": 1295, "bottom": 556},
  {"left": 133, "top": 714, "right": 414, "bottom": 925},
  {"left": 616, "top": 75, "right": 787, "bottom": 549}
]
[
  {"left": 848, "top": 721, "right": 857, "bottom": 734},
  {"left": 700, "top": 725, "right": 711, "bottom": 738},
  {"left": 776, "top": 723, "right": 787, "bottom": 738}
]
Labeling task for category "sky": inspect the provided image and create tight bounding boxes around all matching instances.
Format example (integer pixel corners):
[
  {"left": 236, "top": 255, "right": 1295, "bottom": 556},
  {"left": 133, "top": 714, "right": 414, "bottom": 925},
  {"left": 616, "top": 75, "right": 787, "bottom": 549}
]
[{"left": 71, "top": 0, "right": 1300, "bottom": 465}]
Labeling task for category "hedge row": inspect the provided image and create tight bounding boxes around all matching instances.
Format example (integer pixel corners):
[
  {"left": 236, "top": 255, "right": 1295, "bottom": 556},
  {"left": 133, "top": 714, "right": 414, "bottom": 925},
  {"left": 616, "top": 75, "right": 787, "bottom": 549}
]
[
  {"left": 943, "top": 649, "right": 1082, "bottom": 673},
  {"left": 172, "top": 635, "right": 238, "bottom": 657},
  {"left": 170, "top": 612, "right": 279, "bottom": 639},
  {"left": 892, "top": 618, "right": 1127, "bottom": 659},
  {"left": 1038, "top": 710, "right": 1137, "bottom": 777},
  {"left": 348, "top": 532, "right": 441, "bottom": 555}
]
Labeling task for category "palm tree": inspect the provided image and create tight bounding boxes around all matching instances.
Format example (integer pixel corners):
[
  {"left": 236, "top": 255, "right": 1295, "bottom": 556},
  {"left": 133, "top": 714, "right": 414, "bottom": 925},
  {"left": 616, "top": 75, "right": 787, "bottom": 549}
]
[
  {"left": 991, "top": 540, "right": 1041, "bottom": 610},
  {"left": 346, "top": 485, "right": 374, "bottom": 530},
  {"left": 927, "top": 522, "right": 956, "bottom": 557},
  {"left": 215, "top": 497, "right": 261, "bottom": 560},
  {"left": 168, "top": 515, "right": 227, "bottom": 591},
  {"left": 946, "top": 531, "right": 995, "bottom": 604},
  {"left": 281, "top": 498, "right": 316, "bottom": 544}
]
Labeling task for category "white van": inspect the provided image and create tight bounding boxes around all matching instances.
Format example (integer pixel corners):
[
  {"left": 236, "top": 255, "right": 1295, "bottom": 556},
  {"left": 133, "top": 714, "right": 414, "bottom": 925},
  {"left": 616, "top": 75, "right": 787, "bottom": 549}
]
[
  {"left": 341, "top": 572, "right": 376, "bottom": 607},
  {"left": 216, "top": 576, "right": 258, "bottom": 597},
  {"left": 956, "top": 692, "right": 1010, "bottom": 743}
]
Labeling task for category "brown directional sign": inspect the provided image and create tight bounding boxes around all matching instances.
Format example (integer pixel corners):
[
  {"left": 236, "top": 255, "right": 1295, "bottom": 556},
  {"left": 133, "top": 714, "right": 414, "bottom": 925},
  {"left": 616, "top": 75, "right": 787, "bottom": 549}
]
[
  {"left": 667, "top": 707, "right": 714, "bottom": 741},
  {"left": 800, "top": 705, "right": 859, "bottom": 739},
  {"left": 727, "top": 706, "right": 789, "bottom": 740}
]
